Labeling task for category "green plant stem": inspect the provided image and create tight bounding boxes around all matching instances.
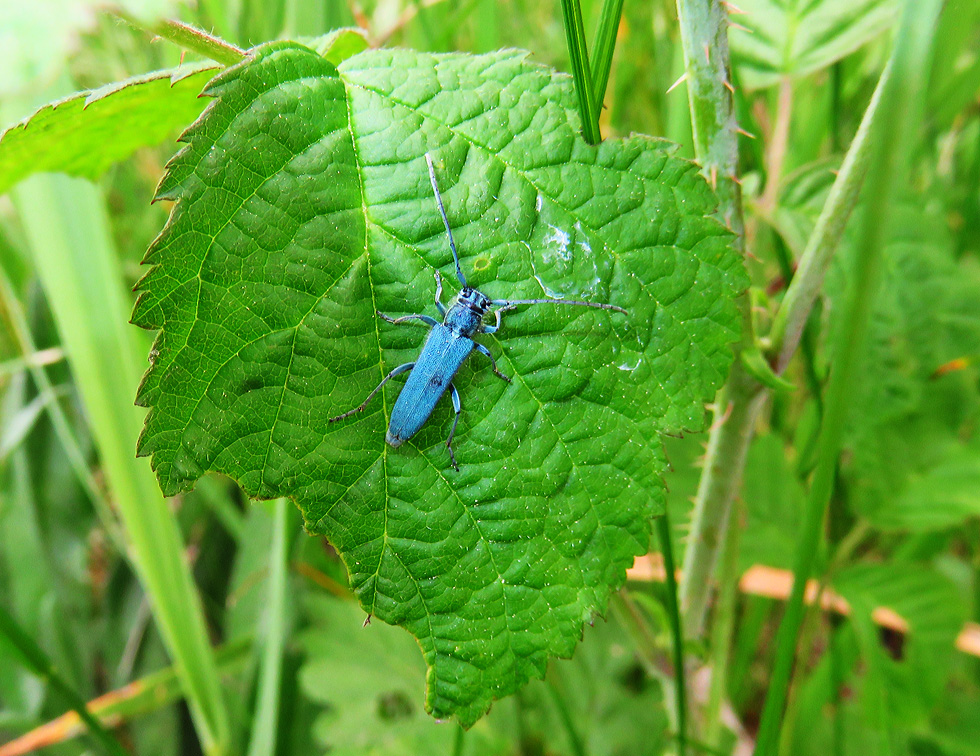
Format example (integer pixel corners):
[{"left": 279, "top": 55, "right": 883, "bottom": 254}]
[
  {"left": 117, "top": 14, "right": 246, "bottom": 65},
  {"left": 153, "top": 19, "right": 246, "bottom": 64},
  {"left": 768, "top": 63, "right": 890, "bottom": 373},
  {"left": 657, "top": 514, "right": 687, "bottom": 756},
  {"left": 673, "top": 0, "right": 758, "bottom": 639},
  {"left": 453, "top": 724, "right": 465, "bottom": 756},
  {"left": 560, "top": 0, "right": 602, "bottom": 144},
  {"left": 673, "top": 0, "right": 743, "bottom": 241},
  {"left": 246, "top": 499, "right": 292, "bottom": 756},
  {"left": 769, "top": 236, "right": 823, "bottom": 415},
  {"left": 0, "top": 603, "right": 129, "bottom": 756},
  {"left": 590, "top": 0, "right": 625, "bottom": 109},
  {"left": 680, "top": 367, "right": 764, "bottom": 638},
  {"left": 703, "top": 499, "right": 743, "bottom": 747},
  {"left": 753, "top": 2, "right": 943, "bottom": 752},
  {"left": 11, "top": 174, "right": 231, "bottom": 756},
  {"left": 546, "top": 675, "right": 587, "bottom": 756}
]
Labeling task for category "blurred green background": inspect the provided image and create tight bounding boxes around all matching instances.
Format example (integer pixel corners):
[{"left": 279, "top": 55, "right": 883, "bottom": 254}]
[{"left": 1, "top": 1, "right": 979, "bottom": 755}]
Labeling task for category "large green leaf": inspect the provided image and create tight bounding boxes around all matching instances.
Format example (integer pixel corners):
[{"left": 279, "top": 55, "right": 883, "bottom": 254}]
[
  {"left": 0, "top": 65, "right": 214, "bottom": 196},
  {"left": 132, "top": 42, "right": 745, "bottom": 724},
  {"left": 730, "top": 0, "right": 900, "bottom": 89}
]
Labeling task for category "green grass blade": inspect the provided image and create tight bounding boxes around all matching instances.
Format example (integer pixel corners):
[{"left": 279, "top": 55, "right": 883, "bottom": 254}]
[
  {"left": 752, "top": 2, "right": 944, "bottom": 753},
  {"left": 0, "top": 602, "right": 129, "bottom": 756},
  {"left": 0, "top": 265, "right": 122, "bottom": 546},
  {"left": 2, "top": 638, "right": 252, "bottom": 753},
  {"left": 656, "top": 514, "right": 687, "bottom": 756},
  {"left": 590, "top": 0, "right": 625, "bottom": 110},
  {"left": 10, "top": 174, "right": 232, "bottom": 756},
  {"left": 546, "top": 675, "right": 588, "bottom": 756},
  {"left": 768, "top": 65, "right": 891, "bottom": 373},
  {"left": 245, "top": 499, "right": 292, "bottom": 756},
  {"left": 560, "top": 0, "right": 602, "bottom": 143}
]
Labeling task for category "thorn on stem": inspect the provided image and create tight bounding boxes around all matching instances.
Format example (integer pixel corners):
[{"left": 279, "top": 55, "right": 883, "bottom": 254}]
[
  {"left": 722, "top": 1, "right": 747, "bottom": 14},
  {"left": 723, "top": 78, "right": 736, "bottom": 94},
  {"left": 709, "top": 400, "right": 735, "bottom": 433},
  {"left": 667, "top": 72, "right": 688, "bottom": 94},
  {"left": 704, "top": 43, "right": 711, "bottom": 64},
  {"left": 728, "top": 22, "right": 753, "bottom": 33},
  {"left": 736, "top": 126, "right": 757, "bottom": 139}
]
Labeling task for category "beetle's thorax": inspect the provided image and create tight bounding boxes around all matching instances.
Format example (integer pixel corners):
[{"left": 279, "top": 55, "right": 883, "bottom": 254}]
[{"left": 444, "top": 286, "right": 491, "bottom": 337}]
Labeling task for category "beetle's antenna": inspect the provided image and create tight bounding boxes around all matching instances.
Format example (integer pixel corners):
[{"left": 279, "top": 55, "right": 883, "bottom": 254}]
[
  {"left": 425, "top": 153, "right": 466, "bottom": 287},
  {"left": 492, "top": 298, "right": 628, "bottom": 315}
]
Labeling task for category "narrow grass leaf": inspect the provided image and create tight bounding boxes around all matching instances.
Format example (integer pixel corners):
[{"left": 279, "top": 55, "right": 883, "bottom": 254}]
[{"left": 12, "top": 174, "right": 231, "bottom": 755}]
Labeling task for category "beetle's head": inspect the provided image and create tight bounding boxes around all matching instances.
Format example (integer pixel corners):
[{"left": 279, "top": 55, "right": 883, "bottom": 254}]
[{"left": 456, "top": 287, "right": 492, "bottom": 315}]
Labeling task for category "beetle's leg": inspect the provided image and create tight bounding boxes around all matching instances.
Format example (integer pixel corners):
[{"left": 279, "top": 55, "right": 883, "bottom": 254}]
[
  {"left": 481, "top": 308, "right": 503, "bottom": 334},
  {"left": 480, "top": 305, "right": 515, "bottom": 334},
  {"left": 446, "top": 383, "right": 462, "bottom": 471},
  {"left": 473, "top": 342, "right": 511, "bottom": 383},
  {"left": 328, "top": 362, "right": 415, "bottom": 422},
  {"left": 377, "top": 312, "right": 439, "bottom": 327},
  {"left": 434, "top": 270, "right": 447, "bottom": 317}
]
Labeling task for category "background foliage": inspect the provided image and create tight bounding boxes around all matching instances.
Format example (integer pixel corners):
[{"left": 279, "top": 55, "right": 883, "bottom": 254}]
[{"left": 0, "top": 1, "right": 979, "bottom": 755}]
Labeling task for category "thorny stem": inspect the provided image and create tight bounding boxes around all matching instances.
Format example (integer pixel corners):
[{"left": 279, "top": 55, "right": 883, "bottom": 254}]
[
  {"left": 673, "top": 0, "right": 744, "bottom": 242},
  {"left": 117, "top": 14, "right": 247, "bottom": 65},
  {"left": 674, "top": 0, "right": 758, "bottom": 642},
  {"left": 703, "top": 498, "right": 744, "bottom": 747}
]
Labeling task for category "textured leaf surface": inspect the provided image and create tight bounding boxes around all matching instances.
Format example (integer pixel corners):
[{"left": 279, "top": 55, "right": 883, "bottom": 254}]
[
  {"left": 880, "top": 443, "right": 980, "bottom": 532},
  {"left": 0, "top": 65, "right": 214, "bottom": 195},
  {"left": 300, "top": 597, "right": 511, "bottom": 755},
  {"left": 828, "top": 204, "right": 980, "bottom": 531},
  {"left": 730, "top": 0, "right": 899, "bottom": 89},
  {"left": 132, "top": 42, "right": 745, "bottom": 724},
  {"left": 835, "top": 563, "right": 966, "bottom": 720}
]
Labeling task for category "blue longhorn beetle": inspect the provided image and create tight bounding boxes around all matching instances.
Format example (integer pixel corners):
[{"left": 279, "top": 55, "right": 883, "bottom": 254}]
[{"left": 329, "top": 154, "right": 628, "bottom": 470}]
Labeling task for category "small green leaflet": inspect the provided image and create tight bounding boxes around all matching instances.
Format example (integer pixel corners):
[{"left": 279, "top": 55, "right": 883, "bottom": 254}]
[
  {"left": 0, "top": 65, "right": 215, "bottom": 195},
  {"left": 730, "top": 0, "right": 899, "bottom": 89},
  {"left": 132, "top": 41, "right": 746, "bottom": 725}
]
